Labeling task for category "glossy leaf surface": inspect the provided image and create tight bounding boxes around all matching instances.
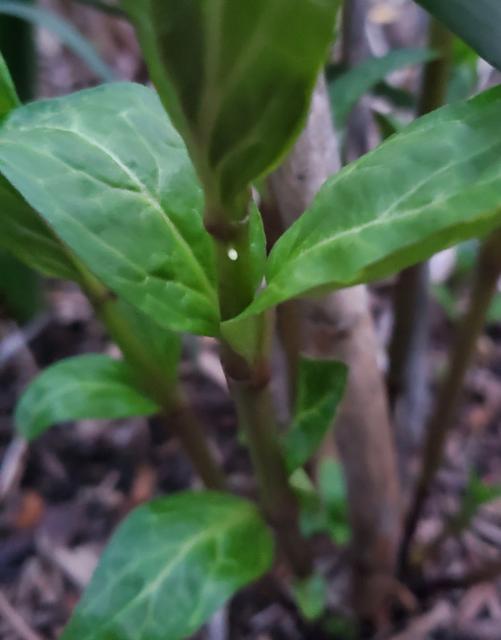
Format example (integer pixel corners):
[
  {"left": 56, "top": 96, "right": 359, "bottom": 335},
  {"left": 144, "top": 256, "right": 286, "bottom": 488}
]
[
  {"left": 283, "top": 358, "right": 347, "bottom": 472},
  {"left": 243, "top": 86, "right": 501, "bottom": 316},
  {"left": 16, "top": 355, "right": 158, "bottom": 440},
  {"left": 62, "top": 491, "right": 274, "bottom": 640},
  {"left": 123, "top": 0, "right": 341, "bottom": 215},
  {"left": 415, "top": 0, "right": 501, "bottom": 71},
  {"left": 0, "top": 83, "right": 220, "bottom": 335}
]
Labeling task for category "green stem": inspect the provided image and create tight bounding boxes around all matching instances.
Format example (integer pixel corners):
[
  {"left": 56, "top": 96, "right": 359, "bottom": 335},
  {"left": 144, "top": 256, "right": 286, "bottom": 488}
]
[
  {"left": 207, "top": 208, "right": 311, "bottom": 577},
  {"left": 400, "top": 229, "right": 501, "bottom": 575},
  {"left": 79, "top": 270, "right": 226, "bottom": 491},
  {"left": 230, "top": 375, "right": 311, "bottom": 577}
]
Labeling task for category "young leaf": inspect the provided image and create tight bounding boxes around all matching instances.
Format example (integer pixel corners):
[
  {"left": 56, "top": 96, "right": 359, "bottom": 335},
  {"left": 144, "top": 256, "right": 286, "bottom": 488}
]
[
  {"left": 293, "top": 574, "right": 328, "bottom": 622},
  {"left": 123, "top": 0, "right": 341, "bottom": 217},
  {"left": 62, "top": 491, "right": 274, "bottom": 640},
  {"left": 0, "top": 1, "right": 117, "bottom": 82},
  {"left": 15, "top": 355, "right": 159, "bottom": 440},
  {"left": 415, "top": 0, "right": 501, "bottom": 71},
  {"left": 283, "top": 358, "right": 347, "bottom": 473},
  {"left": 0, "top": 51, "right": 20, "bottom": 116},
  {"left": 0, "top": 176, "right": 81, "bottom": 281},
  {"left": 318, "top": 458, "right": 350, "bottom": 546},
  {"left": 330, "top": 47, "right": 436, "bottom": 128},
  {"left": 0, "top": 83, "right": 220, "bottom": 336},
  {"left": 242, "top": 86, "right": 501, "bottom": 317}
]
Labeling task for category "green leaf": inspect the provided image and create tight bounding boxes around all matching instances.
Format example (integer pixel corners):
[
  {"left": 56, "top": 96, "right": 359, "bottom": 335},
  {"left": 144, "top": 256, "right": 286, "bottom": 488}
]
[
  {"left": 62, "top": 491, "right": 274, "bottom": 640},
  {"left": 373, "top": 111, "right": 404, "bottom": 141},
  {"left": 15, "top": 354, "right": 159, "bottom": 440},
  {"left": 330, "top": 47, "right": 436, "bottom": 128},
  {"left": 0, "top": 1, "right": 117, "bottom": 82},
  {"left": 242, "top": 86, "right": 501, "bottom": 317},
  {"left": 290, "top": 469, "right": 329, "bottom": 538},
  {"left": 0, "top": 175, "right": 81, "bottom": 281},
  {"left": 289, "top": 462, "right": 350, "bottom": 545},
  {"left": 318, "top": 458, "right": 350, "bottom": 546},
  {"left": 465, "top": 472, "right": 501, "bottom": 508},
  {"left": 0, "top": 82, "right": 220, "bottom": 336},
  {"left": 283, "top": 358, "right": 347, "bottom": 473},
  {"left": 0, "top": 51, "right": 20, "bottom": 117},
  {"left": 415, "top": 0, "right": 501, "bottom": 71},
  {"left": 488, "top": 294, "right": 501, "bottom": 323},
  {"left": 123, "top": 0, "right": 341, "bottom": 216},
  {"left": 293, "top": 574, "right": 327, "bottom": 622}
]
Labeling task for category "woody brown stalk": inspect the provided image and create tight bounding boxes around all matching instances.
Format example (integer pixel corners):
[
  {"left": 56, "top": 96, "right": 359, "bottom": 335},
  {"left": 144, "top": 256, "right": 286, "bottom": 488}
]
[{"left": 269, "top": 76, "right": 401, "bottom": 617}]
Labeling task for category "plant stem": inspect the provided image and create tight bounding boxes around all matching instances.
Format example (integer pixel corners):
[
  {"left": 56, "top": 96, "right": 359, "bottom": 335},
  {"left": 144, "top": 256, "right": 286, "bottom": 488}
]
[
  {"left": 79, "top": 271, "right": 226, "bottom": 491},
  {"left": 229, "top": 374, "right": 311, "bottom": 577},
  {"left": 341, "top": 0, "right": 372, "bottom": 162},
  {"left": 165, "top": 392, "right": 227, "bottom": 491},
  {"left": 207, "top": 210, "right": 311, "bottom": 578},
  {"left": 389, "top": 17, "right": 453, "bottom": 452},
  {"left": 400, "top": 229, "right": 501, "bottom": 575},
  {"left": 270, "top": 76, "right": 401, "bottom": 618}
]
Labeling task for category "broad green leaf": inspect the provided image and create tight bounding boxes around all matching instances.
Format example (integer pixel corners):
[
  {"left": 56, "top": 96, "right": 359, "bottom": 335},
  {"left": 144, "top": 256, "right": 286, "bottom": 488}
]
[
  {"left": 0, "top": 51, "right": 20, "bottom": 117},
  {"left": 241, "top": 86, "right": 501, "bottom": 317},
  {"left": 123, "top": 0, "right": 341, "bottom": 217},
  {"left": 0, "top": 176, "right": 81, "bottom": 280},
  {"left": 0, "top": 83, "right": 220, "bottom": 336},
  {"left": 330, "top": 47, "right": 436, "bottom": 128},
  {"left": 15, "top": 354, "right": 158, "bottom": 440},
  {"left": 62, "top": 491, "right": 274, "bottom": 640},
  {"left": 0, "top": 1, "right": 116, "bottom": 82},
  {"left": 283, "top": 358, "right": 347, "bottom": 473},
  {"left": 415, "top": 0, "right": 501, "bottom": 71}
]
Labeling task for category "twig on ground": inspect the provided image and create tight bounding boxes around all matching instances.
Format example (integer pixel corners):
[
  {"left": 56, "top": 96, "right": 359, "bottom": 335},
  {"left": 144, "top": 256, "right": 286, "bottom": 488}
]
[
  {"left": 0, "top": 436, "right": 28, "bottom": 502},
  {"left": 0, "top": 590, "right": 45, "bottom": 640}
]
